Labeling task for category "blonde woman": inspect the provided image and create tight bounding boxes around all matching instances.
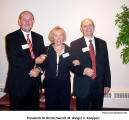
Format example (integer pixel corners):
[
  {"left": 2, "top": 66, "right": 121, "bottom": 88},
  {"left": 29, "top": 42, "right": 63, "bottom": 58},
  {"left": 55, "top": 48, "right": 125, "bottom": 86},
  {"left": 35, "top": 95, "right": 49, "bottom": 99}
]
[{"left": 43, "top": 26, "right": 84, "bottom": 110}]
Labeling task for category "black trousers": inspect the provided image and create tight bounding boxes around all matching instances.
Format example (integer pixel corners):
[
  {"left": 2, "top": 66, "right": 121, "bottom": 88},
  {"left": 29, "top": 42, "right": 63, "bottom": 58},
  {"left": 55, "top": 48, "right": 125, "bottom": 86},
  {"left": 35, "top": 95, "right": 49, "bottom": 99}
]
[
  {"left": 9, "top": 86, "right": 39, "bottom": 110},
  {"left": 45, "top": 78, "right": 71, "bottom": 110},
  {"left": 76, "top": 83, "right": 104, "bottom": 110},
  {"left": 76, "top": 96, "right": 104, "bottom": 110}
]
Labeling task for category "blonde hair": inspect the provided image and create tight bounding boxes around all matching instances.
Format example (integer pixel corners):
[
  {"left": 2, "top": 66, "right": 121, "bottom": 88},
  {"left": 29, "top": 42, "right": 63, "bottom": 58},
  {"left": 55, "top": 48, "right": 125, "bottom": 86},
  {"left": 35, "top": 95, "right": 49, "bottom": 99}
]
[{"left": 48, "top": 26, "right": 66, "bottom": 43}]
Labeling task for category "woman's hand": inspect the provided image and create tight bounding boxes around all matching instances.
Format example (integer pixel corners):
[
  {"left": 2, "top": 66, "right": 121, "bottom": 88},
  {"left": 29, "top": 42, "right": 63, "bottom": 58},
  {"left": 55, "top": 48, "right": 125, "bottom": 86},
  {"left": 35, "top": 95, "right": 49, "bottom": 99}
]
[
  {"left": 72, "top": 59, "right": 80, "bottom": 66},
  {"left": 35, "top": 54, "right": 47, "bottom": 64}
]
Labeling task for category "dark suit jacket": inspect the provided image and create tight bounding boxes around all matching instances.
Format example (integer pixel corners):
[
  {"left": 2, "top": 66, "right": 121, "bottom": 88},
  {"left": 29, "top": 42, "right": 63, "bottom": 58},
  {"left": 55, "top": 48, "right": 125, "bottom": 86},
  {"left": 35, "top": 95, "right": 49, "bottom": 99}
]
[
  {"left": 5, "top": 29, "right": 45, "bottom": 97},
  {"left": 70, "top": 37, "right": 111, "bottom": 98},
  {"left": 43, "top": 43, "right": 84, "bottom": 80},
  {"left": 41, "top": 43, "right": 85, "bottom": 89}
]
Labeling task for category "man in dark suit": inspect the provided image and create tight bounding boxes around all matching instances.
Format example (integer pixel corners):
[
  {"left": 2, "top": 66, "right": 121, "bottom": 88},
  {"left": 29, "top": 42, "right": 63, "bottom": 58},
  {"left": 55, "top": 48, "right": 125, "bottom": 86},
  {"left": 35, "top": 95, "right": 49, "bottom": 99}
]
[
  {"left": 70, "top": 18, "right": 111, "bottom": 110},
  {"left": 5, "top": 11, "right": 46, "bottom": 110}
]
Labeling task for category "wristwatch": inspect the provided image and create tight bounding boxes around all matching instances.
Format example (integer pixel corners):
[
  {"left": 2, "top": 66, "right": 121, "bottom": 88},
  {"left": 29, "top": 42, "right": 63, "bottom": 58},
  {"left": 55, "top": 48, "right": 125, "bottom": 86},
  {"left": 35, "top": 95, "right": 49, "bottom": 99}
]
[{"left": 38, "top": 67, "right": 43, "bottom": 74}]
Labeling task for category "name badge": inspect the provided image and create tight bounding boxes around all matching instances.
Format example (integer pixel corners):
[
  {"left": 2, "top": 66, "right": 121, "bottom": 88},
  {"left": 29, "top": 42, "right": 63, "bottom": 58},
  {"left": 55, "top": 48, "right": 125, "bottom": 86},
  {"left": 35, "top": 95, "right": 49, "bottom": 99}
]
[
  {"left": 62, "top": 52, "right": 70, "bottom": 58},
  {"left": 21, "top": 44, "right": 29, "bottom": 50},
  {"left": 82, "top": 47, "right": 89, "bottom": 53}
]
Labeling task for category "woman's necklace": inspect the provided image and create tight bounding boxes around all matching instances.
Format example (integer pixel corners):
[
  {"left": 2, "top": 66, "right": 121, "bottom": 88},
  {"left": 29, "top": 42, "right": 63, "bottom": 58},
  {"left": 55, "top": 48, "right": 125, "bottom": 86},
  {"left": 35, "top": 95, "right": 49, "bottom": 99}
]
[{"left": 53, "top": 44, "right": 64, "bottom": 56}]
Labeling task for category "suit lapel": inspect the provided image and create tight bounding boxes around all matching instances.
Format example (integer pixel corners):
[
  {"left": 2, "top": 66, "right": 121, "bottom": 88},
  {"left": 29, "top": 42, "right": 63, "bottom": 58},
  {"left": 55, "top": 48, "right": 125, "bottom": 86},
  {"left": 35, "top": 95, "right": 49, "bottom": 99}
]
[
  {"left": 80, "top": 37, "right": 87, "bottom": 48},
  {"left": 94, "top": 37, "right": 99, "bottom": 64},
  {"left": 59, "top": 44, "right": 67, "bottom": 63},
  {"left": 18, "top": 29, "right": 32, "bottom": 59},
  {"left": 80, "top": 37, "right": 91, "bottom": 61},
  {"left": 31, "top": 32, "right": 37, "bottom": 57},
  {"left": 18, "top": 29, "right": 27, "bottom": 45}
]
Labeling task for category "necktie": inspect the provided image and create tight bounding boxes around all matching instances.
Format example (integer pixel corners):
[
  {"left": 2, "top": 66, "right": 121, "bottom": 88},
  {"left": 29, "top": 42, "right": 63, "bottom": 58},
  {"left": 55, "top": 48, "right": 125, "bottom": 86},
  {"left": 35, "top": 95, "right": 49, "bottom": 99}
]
[
  {"left": 89, "top": 40, "right": 96, "bottom": 79},
  {"left": 26, "top": 34, "right": 35, "bottom": 59},
  {"left": 26, "top": 34, "right": 36, "bottom": 68}
]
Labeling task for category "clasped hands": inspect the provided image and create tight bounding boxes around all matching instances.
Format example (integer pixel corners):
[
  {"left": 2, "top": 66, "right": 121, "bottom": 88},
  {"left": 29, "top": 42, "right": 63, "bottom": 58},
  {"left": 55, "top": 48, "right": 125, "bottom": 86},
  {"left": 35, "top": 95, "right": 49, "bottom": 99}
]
[
  {"left": 73, "top": 60, "right": 110, "bottom": 94},
  {"left": 29, "top": 54, "right": 47, "bottom": 78},
  {"left": 72, "top": 59, "right": 95, "bottom": 78},
  {"left": 29, "top": 56, "right": 95, "bottom": 78}
]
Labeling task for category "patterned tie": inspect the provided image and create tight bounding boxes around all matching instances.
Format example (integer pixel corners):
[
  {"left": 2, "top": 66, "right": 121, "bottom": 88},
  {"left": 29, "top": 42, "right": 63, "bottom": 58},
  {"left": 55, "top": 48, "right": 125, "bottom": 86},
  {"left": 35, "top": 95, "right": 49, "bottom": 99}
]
[
  {"left": 26, "top": 34, "right": 36, "bottom": 68},
  {"left": 26, "top": 34, "right": 35, "bottom": 59},
  {"left": 89, "top": 40, "right": 96, "bottom": 79}
]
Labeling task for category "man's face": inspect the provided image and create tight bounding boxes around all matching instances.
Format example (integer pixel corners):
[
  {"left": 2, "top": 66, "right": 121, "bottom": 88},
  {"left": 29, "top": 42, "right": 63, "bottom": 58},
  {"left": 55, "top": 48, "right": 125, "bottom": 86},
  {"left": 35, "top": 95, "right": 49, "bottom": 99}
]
[
  {"left": 18, "top": 12, "right": 34, "bottom": 32},
  {"left": 80, "top": 19, "right": 95, "bottom": 38}
]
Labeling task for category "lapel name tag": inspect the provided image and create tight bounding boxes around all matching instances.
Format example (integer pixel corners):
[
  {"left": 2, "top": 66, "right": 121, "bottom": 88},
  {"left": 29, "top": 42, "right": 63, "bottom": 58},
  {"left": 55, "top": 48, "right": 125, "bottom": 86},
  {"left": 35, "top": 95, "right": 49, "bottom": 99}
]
[
  {"left": 62, "top": 52, "right": 70, "bottom": 58},
  {"left": 82, "top": 47, "right": 89, "bottom": 53},
  {"left": 21, "top": 44, "right": 29, "bottom": 50}
]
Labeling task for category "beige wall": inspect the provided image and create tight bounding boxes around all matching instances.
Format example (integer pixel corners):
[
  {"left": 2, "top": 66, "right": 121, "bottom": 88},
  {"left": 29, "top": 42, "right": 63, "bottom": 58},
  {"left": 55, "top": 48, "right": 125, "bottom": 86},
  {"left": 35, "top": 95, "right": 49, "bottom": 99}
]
[{"left": 0, "top": 0, "right": 129, "bottom": 108}]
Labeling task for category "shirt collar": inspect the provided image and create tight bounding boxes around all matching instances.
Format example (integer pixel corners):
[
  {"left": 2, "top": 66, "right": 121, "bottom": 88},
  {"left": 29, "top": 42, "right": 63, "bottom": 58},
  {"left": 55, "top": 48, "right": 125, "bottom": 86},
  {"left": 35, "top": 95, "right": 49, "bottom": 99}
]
[
  {"left": 84, "top": 36, "right": 95, "bottom": 43},
  {"left": 21, "top": 29, "right": 31, "bottom": 36},
  {"left": 21, "top": 29, "right": 32, "bottom": 43}
]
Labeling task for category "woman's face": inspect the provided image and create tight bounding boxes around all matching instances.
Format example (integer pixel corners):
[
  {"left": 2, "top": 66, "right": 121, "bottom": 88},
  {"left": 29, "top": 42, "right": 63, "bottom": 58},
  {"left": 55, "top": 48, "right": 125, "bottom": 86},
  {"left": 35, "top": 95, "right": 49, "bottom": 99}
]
[{"left": 53, "top": 31, "right": 64, "bottom": 46}]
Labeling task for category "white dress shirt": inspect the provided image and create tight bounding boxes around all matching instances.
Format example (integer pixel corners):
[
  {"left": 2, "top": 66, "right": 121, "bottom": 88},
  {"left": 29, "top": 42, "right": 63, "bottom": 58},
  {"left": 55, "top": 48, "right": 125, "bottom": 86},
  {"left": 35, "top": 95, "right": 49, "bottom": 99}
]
[
  {"left": 21, "top": 30, "right": 32, "bottom": 43},
  {"left": 56, "top": 49, "right": 65, "bottom": 76},
  {"left": 84, "top": 36, "right": 96, "bottom": 54}
]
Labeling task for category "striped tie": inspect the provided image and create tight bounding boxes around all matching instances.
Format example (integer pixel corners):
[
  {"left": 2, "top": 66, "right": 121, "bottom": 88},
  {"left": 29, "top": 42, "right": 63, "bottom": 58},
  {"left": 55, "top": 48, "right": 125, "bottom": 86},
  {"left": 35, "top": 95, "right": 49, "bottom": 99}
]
[
  {"left": 89, "top": 40, "right": 96, "bottom": 79},
  {"left": 26, "top": 34, "right": 35, "bottom": 59},
  {"left": 26, "top": 34, "right": 36, "bottom": 68}
]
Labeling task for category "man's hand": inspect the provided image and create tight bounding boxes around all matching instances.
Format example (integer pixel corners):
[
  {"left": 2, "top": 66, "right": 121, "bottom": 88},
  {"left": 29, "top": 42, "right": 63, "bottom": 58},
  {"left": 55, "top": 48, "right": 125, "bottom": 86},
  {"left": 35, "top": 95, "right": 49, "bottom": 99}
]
[
  {"left": 35, "top": 54, "right": 47, "bottom": 64},
  {"left": 72, "top": 59, "right": 80, "bottom": 66},
  {"left": 83, "top": 68, "right": 94, "bottom": 77},
  {"left": 104, "top": 87, "right": 110, "bottom": 94},
  {"left": 29, "top": 67, "right": 40, "bottom": 78}
]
